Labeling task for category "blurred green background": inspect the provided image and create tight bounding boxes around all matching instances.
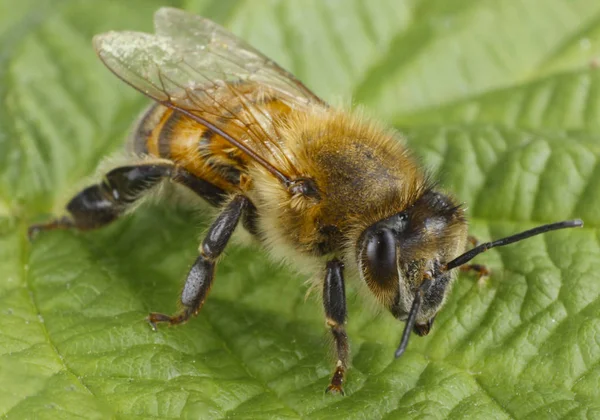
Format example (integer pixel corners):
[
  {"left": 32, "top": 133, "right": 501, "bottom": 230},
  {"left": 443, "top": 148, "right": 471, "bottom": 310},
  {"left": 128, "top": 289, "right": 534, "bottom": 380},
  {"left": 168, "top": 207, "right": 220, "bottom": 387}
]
[{"left": 1, "top": 1, "right": 600, "bottom": 418}]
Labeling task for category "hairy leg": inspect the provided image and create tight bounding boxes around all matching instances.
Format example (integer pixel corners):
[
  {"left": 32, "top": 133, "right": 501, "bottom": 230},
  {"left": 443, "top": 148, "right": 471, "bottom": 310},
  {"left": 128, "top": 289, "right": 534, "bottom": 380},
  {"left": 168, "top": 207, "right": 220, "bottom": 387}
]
[{"left": 29, "top": 163, "right": 226, "bottom": 238}]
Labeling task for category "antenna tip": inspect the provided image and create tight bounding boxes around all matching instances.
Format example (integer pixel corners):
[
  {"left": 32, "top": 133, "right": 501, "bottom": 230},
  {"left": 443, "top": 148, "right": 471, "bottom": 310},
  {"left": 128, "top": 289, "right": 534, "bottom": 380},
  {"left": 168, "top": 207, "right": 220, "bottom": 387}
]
[
  {"left": 394, "top": 347, "right": 405, "bottom": 359},
  {"left": 572, "top": 219, "right": 584, "bottom": 228}
]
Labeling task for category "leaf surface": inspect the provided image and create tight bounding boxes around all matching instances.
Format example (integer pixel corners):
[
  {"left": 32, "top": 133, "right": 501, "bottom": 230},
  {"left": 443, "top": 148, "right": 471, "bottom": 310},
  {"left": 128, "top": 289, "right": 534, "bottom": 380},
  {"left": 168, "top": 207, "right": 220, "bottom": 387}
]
[{"left": 1, "top": 1, "right": 599, "bottom": 418}]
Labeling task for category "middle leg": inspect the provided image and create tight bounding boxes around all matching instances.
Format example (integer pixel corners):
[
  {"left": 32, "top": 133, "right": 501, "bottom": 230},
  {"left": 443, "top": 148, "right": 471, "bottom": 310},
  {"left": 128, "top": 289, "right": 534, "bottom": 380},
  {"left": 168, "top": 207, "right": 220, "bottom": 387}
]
[{"left": 148, "top": 194, "right": 249, "bottom": 328}]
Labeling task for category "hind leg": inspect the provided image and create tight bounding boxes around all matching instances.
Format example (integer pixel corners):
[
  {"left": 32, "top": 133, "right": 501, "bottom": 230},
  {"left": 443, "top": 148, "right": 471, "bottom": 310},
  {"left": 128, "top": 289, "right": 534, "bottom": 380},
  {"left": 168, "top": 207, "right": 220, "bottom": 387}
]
[{"left": 28, "top": 163, "right": 227, "bottom": 238}]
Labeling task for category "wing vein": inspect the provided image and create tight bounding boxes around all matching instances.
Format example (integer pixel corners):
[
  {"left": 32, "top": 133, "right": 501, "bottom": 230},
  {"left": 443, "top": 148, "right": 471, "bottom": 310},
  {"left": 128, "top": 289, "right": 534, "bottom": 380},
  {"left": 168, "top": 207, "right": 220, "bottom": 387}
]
[{"left": 94, "top": 8, "right": 326, "bottom": 186}]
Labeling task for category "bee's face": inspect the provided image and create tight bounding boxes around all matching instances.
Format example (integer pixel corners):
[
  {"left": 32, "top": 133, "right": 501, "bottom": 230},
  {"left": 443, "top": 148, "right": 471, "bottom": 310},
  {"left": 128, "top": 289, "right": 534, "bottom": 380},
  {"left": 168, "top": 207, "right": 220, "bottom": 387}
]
[{"left": 356, "top": 190, "right": 468, "bottom": 334}]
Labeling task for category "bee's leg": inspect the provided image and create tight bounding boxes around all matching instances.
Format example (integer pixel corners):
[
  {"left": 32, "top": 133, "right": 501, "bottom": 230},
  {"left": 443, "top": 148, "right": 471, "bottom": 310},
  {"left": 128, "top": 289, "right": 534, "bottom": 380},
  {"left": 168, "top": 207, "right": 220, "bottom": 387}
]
[
  {"left": 323, "top": 259, "right": 348, "bottom": 396},
  {"left": 467, "top": 235, "right": 480, "bottom": 247},
  {"left": 461, "top": 236, "right": 490, "bottom": 283},
  {"left": 172, "top": 168, "right": 227, "bottom": 208},
  {"left": 148, "top": 195, "right": 248, "bottom": 328},
  {"left": 28, "top": 163, "right": 174, "bottom": 237},
  {"left": 28, "top": 163, "right": 226, "bottom": 238},
  {"left": 460, "top": 263, "right": 491, "bottom": 284}
]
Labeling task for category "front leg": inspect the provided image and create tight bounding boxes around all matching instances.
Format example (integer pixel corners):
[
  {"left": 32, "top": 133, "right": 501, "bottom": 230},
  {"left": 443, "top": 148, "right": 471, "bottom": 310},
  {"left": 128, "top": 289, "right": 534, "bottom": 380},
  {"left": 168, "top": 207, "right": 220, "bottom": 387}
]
[
  {"left": 323, "top": 259, "right": 349, "bottom": 395},
  {"left": 148, "top": 195, "right": 248, "bottom": 328},
  {"left": 460, "top": 263, "right": 490, "bottom": 281},
  {"left": 462, "top": 235, "right": 490, "bottom": 282}
]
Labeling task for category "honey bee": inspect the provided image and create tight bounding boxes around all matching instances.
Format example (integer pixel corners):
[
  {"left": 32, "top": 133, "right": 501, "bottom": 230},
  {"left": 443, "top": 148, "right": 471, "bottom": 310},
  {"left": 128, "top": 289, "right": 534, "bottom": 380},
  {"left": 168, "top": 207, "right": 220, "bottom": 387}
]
[{"left": 29, "top": 8, "right": 583, "bottom": 395}]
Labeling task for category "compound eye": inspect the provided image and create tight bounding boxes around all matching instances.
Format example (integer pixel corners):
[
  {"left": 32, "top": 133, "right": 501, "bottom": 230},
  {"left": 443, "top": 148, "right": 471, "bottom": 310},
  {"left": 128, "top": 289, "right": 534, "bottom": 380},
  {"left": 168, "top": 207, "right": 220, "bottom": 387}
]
[{"left": 365, "top": 229, "right": 397, "bottom": 286}]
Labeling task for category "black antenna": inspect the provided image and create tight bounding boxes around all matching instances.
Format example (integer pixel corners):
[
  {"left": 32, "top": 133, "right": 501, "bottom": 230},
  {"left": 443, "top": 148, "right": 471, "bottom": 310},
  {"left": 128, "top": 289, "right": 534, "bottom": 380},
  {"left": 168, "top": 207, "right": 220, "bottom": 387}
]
[
  {"left": 446, "top": 219, "right": 583, "bottom": 271},
  {"left": 395, "top": 276, "right": 432, "bottom": 358}
]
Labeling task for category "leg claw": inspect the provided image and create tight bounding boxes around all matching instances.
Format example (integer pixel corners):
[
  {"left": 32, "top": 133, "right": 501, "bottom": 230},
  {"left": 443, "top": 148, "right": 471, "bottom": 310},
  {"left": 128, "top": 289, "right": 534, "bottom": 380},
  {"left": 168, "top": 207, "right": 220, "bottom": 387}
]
[
  {"left": 326, "top": 363, "right": 346, "bottom": 396},
  {"left": 146, "top": 312, "right": 172, "bottom": 330},
  {"left": 147, "top": 319, "right": 158, "bottom": 331},
  {"left": 325, "top": 384, "right": 345, "bottom": 396},
  {"left": 460, "top": 263, "right": 490, "bottom": 282},
  {"left": 27, "top": 217, "right": 73, "bottom": 241}
]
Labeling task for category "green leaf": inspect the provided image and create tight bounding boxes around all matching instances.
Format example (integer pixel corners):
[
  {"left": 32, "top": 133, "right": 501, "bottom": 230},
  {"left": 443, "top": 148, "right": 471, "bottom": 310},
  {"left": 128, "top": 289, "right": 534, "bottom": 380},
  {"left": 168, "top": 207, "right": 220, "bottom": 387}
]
[{"left": 2, "top": 0, "right": 600, "bottom": 418}]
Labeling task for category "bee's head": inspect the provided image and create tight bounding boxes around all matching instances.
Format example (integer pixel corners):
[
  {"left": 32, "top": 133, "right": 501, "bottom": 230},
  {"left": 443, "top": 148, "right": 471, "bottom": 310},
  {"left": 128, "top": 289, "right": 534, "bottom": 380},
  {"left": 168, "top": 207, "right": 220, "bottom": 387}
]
[
  {"left": 356, "top": 190, "right": 468, "bottom": 335},
  {"left": 356, "top": 189, "right": 583, "bottom": 357}
]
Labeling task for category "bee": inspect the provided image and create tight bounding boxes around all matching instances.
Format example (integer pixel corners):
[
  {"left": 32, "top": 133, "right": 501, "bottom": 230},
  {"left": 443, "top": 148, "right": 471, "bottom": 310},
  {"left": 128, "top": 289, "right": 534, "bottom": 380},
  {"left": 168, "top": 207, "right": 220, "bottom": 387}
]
[{"left": 29, "top": 7, "right": 583, "bottom": 395}]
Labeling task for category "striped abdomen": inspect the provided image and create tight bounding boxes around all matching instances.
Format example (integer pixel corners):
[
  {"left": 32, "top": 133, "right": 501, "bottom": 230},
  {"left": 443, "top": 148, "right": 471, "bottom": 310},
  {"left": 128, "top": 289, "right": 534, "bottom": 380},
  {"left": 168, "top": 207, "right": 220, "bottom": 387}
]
[
  {"left": 130, "top": 88, "right": 297, "bottom": 194},
  {"left": 131, "top": 103, "right": 249, "bottom": 193}
]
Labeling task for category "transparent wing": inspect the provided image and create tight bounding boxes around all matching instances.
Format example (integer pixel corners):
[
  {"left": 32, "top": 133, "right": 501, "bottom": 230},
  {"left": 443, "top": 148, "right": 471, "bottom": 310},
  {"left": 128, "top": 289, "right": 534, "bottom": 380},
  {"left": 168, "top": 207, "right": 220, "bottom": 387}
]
[
  {"left": 93, "top": 8, "right": 325, "bottom": 183},
  {"left": 153, "top": 7, "right": 324, "bottom": 105}
]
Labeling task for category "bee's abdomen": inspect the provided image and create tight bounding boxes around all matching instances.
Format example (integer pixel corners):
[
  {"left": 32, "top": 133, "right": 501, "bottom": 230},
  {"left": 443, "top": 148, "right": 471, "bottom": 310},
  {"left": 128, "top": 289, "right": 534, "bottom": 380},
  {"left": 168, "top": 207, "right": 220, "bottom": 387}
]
[
  {"left": 131, "top": 103, "right": 170, "bottom": 155},
  {"left": 130, "top": 85, "right": 298, "bottom": 194},
  {"left": 130, "top": 103, "right": 249, "bottom": 192}
]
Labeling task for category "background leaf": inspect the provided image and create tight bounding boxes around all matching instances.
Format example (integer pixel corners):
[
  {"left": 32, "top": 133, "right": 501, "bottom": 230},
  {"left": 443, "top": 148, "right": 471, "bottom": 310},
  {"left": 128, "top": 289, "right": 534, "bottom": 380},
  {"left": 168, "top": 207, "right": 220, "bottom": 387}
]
[{"left": 2, "top": 0, "right": 600, "bottom": 418}]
